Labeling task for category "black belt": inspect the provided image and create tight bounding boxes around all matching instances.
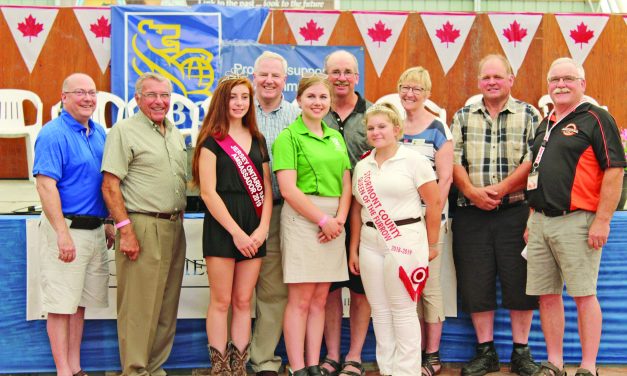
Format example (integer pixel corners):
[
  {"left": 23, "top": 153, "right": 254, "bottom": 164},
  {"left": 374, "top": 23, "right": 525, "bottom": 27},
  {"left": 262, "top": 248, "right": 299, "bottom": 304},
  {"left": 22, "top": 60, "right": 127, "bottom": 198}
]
[
  {"left": 273, "top": 198, "right": 284, "bottom": 206},
  {"left": 129, "top": 212, "right": 180, "bottom": 221},
  {"left": 536, "top": 208, "right": 577, "bottom": 217},
  {"left": 365, "top": 217, "right": 421, "bottom": 228},
  {"left": 64, "top": 214, "right": 111, "bottom": 230}
]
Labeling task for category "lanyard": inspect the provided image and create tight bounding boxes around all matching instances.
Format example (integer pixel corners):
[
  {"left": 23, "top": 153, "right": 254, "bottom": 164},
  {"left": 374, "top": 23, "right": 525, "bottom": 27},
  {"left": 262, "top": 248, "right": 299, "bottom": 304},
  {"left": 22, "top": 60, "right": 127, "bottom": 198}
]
[{"left": 532, "top": 100, "right": 584, "bottom": 172}]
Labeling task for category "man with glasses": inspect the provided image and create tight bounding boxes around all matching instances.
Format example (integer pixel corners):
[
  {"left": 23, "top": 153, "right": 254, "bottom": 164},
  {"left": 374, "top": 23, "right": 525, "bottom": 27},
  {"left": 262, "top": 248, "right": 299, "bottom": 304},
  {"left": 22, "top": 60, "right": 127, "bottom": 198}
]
[
  {"left": 34, "top": 73, "right": 114, "bottom": 376},
  {"left": 101, "top": 72, "right": 187, "bottom": 376},
  {"left": 526, "top": 58, "right": 625, "bottom": 376},
  {"left": 249, "top": 51, "right": 300, "bottom": 376},
  {"left": 451, "top": 54, "right": 540, "bottom": 376},
  {"left": 320, "top": 49, "right": 372, "bottom": 376}
]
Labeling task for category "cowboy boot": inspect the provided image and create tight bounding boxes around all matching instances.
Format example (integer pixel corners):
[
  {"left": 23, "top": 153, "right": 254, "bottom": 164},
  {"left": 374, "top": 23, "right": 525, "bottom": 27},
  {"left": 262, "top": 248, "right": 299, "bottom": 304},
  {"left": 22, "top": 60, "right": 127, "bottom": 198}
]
[
  {"left": 208, "top": 345, "right": 231, "bottom": 376},
  {"left": 229, "top": 342, "right": 250, "bottom": 376}
]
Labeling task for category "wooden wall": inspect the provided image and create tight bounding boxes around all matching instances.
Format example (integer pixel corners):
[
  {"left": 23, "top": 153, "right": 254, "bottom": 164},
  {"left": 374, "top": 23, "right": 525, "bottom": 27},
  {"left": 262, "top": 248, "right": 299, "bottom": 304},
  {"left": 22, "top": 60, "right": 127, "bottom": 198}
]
[{"left": 1, "top": 8, "right": 625, "bottom": 178}]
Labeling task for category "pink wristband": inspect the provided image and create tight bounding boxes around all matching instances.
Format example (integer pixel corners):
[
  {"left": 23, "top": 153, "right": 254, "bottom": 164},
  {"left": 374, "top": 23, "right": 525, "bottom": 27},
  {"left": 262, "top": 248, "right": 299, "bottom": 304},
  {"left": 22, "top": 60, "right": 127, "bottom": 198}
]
[
  {"left": 317, "top": 215, "right": 329, "bottom": 228},
  {"left": 115, "top": 219, "right": 131, "bottom": 229}
]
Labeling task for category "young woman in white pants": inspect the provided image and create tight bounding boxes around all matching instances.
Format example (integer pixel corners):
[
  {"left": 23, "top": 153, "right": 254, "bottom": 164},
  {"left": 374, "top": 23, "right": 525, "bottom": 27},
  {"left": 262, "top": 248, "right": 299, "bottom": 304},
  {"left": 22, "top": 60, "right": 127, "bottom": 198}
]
[{"left": 349, "top": 103, "right": 441, "bottom": 376}]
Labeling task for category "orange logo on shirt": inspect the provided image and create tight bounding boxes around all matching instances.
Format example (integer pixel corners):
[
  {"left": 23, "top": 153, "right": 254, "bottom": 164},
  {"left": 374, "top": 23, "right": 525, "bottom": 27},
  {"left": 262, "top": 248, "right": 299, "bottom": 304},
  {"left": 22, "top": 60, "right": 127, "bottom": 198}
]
[{"left": 561, "top": 123, "right": 579, "bottom": 136}]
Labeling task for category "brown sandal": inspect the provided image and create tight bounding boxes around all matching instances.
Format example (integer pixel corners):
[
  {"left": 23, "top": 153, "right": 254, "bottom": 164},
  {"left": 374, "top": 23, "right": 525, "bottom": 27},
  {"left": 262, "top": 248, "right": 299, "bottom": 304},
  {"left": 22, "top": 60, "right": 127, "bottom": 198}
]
[
  {"left": 73, "top": 370, "right": 88, "bottom": 376},
  {"left": 422, "top": 351, "right": 442, "bottom": 376}
]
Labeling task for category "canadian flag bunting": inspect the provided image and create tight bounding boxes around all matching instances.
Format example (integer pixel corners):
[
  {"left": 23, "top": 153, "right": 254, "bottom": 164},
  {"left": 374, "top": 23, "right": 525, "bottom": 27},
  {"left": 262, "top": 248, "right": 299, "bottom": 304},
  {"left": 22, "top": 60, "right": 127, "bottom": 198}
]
[
  {"left": 421, "top": 12, "right": 475, "bottom": 75},
  {"left": 353, "top": 11, "right": 408, "bottom": 77},
  {"left": 73, "top": 8, "right": 112, "bottom": 74},
  {"left": 1, "top": 6, "right": 59, "bottom": 73},
  {"left": 284, "top": 10, "right": 340, "bottom": 46},
  {"left": 555, "top": 13, "right": 609, "bottom": 65},
  {"left": 488, "top": 13, "right": 542, "bottom": 76}
]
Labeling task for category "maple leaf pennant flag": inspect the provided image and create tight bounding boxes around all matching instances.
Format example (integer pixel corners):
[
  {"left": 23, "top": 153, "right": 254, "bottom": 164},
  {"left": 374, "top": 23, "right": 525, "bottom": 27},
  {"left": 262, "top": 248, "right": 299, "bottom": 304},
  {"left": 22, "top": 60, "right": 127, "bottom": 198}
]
[
  {"left": 73, "top": 8, "right": 112, "bottom": 74},
  {"left": 488, "top": 13, "right": 542, "bottom": 75},
  {"left": 555, "top": 13, "right": 609, "bottom": 65},
  {"left": 353, "top": 11, "right": 408, "bottom": 77},
  {"left": 421, "top": 13, "right": 475, "bottom": 75},
  {"left": 1, "top": 6, "right": 58, "bottom": 73},
  {"left": 284, "top": 10, "right": 340, "bottom": 46}
]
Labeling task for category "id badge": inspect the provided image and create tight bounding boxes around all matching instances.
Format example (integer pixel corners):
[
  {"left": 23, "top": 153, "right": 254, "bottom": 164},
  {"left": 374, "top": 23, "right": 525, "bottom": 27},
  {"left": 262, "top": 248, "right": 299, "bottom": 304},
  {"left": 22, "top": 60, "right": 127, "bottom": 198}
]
[{"left": 527, "top": 171, "right": 539, "bottom": 191}]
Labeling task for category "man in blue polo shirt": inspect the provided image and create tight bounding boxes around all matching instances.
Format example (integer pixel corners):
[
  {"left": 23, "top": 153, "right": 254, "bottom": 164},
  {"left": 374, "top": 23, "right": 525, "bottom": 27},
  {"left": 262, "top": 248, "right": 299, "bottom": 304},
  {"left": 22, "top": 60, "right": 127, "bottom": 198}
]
[{"left": 34, "top": 73, "right": 114, "bottom": 376}]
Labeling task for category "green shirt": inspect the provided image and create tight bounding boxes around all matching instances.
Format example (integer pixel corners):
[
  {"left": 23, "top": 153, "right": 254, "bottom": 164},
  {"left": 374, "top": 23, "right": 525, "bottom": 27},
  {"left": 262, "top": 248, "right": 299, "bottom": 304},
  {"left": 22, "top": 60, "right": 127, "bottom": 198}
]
[
  {"left": 101, "top": 111, "right": 187, "bottom": 213},
  {"left": 272, "top": 115, "right": 351, "bottom": 197}
]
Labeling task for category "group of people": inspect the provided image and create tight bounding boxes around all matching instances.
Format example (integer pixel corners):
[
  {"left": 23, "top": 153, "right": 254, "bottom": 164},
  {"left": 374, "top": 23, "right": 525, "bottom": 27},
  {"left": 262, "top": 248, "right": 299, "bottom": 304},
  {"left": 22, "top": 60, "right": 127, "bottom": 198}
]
[{"left": 33, "top": 49, "right": 624, "bottom": 376}]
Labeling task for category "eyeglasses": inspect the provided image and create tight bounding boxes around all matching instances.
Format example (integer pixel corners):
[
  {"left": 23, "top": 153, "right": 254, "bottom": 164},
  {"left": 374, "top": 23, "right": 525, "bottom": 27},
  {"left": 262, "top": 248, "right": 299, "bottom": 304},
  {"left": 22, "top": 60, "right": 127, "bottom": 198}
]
[
  {"left": 399, "top": 85, "right": 425, "bottom": 94},
  {"left": 548, "top": 76, "right": 582, "bottom": 85},
  {"left": 141, "top": 92, "right": 171, "bottom": 100},
  {"left": 302, "top": 71, "right": 329, "bottom": 79},
  {"left": 64, "top": 90, "right": 98, "bottom": 97},
  {"left": 328, "top": 70, "right": 355, "bottom": 79}
]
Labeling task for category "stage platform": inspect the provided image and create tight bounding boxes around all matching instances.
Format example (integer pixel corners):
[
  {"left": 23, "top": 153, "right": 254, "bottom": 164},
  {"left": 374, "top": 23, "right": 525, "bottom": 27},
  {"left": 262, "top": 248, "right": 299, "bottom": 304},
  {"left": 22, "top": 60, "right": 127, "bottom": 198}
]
[{"left": 1, "top": 180, "right": 626, "bottom": 374}]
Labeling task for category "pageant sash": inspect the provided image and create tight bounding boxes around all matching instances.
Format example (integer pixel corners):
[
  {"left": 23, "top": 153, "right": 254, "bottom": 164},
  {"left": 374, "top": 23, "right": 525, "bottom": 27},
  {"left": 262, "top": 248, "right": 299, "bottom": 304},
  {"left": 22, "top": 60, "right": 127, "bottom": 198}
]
[
  {"left": 215, "top": 135, "right": 264, "bottom": 218},
  {"left": 356, "top": 169, "right": 429, "bottom": 301}
]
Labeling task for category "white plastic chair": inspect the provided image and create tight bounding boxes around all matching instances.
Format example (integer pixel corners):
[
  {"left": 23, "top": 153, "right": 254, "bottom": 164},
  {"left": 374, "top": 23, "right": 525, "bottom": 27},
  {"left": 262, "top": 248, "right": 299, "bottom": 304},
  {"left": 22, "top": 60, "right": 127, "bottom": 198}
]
[
  {"left": 51, "top": 91, "right": 126, "bottom": 132},
  {"left": 465, "top": 94, "right": 483, "bottom": 106},
  {"left": 0, "top": 89, "right": 43, "bottom": 181},
  {"left": 127, "top": 92, "right": 201, "bottom": 147},
  {"left": 538, "top": 94, "right": 606, "bottom": 117},
  {"left": 375, "top": 93, "right": 447, "bottom": 125}
]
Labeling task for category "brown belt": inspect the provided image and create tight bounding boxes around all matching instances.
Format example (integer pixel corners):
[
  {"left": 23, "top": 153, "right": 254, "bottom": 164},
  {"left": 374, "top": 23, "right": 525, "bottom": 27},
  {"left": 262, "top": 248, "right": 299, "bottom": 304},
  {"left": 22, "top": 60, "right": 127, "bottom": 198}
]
[
  {"left": 365, "top": 217, "right": 421, "bottom": 228},
  {"left": 129, "top": 212, "right": 180, "bottom": 221}
]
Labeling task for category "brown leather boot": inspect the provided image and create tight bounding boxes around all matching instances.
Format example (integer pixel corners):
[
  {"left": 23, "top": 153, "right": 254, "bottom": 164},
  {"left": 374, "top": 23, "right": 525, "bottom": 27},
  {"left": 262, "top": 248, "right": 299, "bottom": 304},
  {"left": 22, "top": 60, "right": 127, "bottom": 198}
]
[
  {"left": 208, "top": 345, "right": 230, "bottom": 376},
  {"left": 229, "top": 342, "right": 250, "bottom": 376}
]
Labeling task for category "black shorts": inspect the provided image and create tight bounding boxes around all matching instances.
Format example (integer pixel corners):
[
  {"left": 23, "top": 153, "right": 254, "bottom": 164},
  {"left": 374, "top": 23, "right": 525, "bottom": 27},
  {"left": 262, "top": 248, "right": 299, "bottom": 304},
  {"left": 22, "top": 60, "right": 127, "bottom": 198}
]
[
  {"left": 330, "top": 220, "right": 365, "bottom": 294},
  {"left": 452, "top": 203, "right": 538, "bottom": 313}
]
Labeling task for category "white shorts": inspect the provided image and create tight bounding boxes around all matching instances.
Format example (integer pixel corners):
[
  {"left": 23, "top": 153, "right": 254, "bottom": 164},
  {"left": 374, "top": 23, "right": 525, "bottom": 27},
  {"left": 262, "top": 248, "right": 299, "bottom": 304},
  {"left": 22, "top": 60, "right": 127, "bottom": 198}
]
[{"left": 39, "top": 214, "right": 109, "bottom": 314}]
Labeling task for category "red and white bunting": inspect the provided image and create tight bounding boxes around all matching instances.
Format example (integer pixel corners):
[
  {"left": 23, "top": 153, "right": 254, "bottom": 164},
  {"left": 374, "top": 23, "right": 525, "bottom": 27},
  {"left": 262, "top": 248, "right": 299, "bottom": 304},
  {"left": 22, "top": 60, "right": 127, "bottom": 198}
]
[
  {"left": 73, "top": 8, "right": 112, "bottom": 74},
  {"left": 488, "top": 13, "right": 542, "bottom": 76},
  {"left": 421, "top": 12, "right": 475, "bottom": 75},
  {"left": 353, "top": 11, "right": 408, "bottom": 77},
  {"left": 555, "top": 13, "right": 609, "bottom": 65},
  {"left": 1, "top": 6, "right": 58, "bottom": 73},
  {"left": 284, "top": 10, "right": 340, "bottom": 46}
]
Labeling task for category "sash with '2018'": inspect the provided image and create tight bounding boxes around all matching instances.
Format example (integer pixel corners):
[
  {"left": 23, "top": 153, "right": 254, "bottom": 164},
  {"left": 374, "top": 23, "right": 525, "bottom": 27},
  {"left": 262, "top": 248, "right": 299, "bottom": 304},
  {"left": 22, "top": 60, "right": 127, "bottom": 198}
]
[
  {"left": 215, "top": 135, "right": 264, "bottom": 218},
  {"left": 356, "top": 170, "right": 428, "bottom": 301}
]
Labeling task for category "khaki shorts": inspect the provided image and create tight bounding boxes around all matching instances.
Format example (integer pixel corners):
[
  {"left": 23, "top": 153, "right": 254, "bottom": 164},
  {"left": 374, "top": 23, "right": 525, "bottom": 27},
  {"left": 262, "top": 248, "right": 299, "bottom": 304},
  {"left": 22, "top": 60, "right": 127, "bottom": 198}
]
[
  {"left": 417, "top": 221, "right": 446, "bottom": 323},
  {"left": 526, "top": 210, "right": 601, "bottom": 297},
  {"left": 39, "top": 214, "right": 109, "bottom": 314}
]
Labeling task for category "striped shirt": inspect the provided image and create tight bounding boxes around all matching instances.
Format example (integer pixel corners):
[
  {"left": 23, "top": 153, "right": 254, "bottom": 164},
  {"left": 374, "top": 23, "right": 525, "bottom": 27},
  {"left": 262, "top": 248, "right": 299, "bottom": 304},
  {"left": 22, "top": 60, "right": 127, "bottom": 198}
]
[
  {"left": 255, "top": 97, "right": 301, "bottom": 199},
  {"left": 451, "top": 96, "right": 539, "bottom": 207}
]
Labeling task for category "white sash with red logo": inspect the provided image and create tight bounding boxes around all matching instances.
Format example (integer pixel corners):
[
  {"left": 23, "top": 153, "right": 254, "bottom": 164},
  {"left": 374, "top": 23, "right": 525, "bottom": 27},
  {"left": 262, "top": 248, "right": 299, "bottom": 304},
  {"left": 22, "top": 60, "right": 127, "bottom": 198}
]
[
  {"left": 215, "top": 135, "right": 264, "bottom": 218},
  {"left": 355, "top": 169, "right": 429, "bottom": 301}
]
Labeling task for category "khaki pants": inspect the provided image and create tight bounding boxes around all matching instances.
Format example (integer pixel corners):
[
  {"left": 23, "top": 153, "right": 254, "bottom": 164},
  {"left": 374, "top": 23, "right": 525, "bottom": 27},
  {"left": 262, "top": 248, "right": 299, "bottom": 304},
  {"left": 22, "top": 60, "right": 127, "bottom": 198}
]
[
  {"left": 116, "top": 213, "right": 186, "bottom": 376},
  {"left": 250, "top": 204, "right": 287, "bottom": 372}
]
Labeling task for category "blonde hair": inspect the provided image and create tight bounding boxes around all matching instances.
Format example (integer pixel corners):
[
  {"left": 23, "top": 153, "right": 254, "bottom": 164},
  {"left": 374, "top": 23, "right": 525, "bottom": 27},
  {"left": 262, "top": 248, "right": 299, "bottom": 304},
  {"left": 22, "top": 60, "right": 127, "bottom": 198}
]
[
  {"left": 296, "top": 75, "right": 331, "bottom": 99},
  {"left": 364, "top": 103, "right": 404, "bottom": 140},
  {"left": 397, "top": 66, "right": 432, "bottom": 92},
  {"left": 478, "top": 54, "right": 513, "bottom": 77}
]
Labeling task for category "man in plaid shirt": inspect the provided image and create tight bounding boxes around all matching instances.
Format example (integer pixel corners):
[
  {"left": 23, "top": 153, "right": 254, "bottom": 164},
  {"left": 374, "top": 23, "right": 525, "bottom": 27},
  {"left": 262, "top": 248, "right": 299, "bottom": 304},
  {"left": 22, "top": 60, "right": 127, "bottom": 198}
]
[{"left": 450, "top": 54, "right": 540, "bottom": 376}]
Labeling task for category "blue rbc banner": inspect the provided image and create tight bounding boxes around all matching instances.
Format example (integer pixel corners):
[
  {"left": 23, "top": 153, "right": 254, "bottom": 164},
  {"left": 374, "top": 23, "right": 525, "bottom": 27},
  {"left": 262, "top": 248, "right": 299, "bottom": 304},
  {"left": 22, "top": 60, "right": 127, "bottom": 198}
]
[
  {"left": 110, "top": 5, "right": 269, "bottom": 140},
  {"left": 220, "top": 43, "right": 366, "bottom": 103}
]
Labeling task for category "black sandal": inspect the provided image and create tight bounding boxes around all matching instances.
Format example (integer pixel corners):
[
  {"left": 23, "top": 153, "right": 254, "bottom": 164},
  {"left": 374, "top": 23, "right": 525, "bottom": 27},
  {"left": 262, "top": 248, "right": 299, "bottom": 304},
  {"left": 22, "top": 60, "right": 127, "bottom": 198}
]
[
  {"left": 73, "top": 370, "right": 88, "bottom": 376},
  {"left": 320, "top": 357, "right": 342, "bottom": 376},
  {"left": 422, "top": 351, "right": 442, "bottom": 376},
  {"left": 535, "top": 361, "right": 567, "bottom": 376},
  {"left": 339, "top": 360, "right": 365, "bottom": 376}
]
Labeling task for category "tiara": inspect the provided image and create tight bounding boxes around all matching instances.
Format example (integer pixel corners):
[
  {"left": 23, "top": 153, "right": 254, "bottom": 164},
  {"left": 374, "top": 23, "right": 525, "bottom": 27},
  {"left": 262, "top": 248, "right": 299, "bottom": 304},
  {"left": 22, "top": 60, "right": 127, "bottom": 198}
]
[
  {"left": 301, "top": 71, "right": 329, "bottom": 79},
  {"left": 366, "top": 103, "right": 398, "bottom": 114},
  {"left": 219, "top": 68, "right": 249, "bottom": 83}
]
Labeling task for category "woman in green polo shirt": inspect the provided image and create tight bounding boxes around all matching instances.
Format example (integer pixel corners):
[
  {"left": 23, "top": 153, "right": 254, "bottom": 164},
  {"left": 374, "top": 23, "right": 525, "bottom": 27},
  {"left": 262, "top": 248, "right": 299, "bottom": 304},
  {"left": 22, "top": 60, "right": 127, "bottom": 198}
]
[{"left": 272, "top": 74, "right": 352, "bottom": 376}]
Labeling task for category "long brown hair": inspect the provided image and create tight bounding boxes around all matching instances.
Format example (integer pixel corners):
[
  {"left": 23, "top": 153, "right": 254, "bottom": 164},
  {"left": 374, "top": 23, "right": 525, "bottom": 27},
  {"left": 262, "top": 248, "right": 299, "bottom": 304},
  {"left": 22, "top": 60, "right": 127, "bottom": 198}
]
[{"left": 192, "top": 76, "right": 262, "bottom": 187}]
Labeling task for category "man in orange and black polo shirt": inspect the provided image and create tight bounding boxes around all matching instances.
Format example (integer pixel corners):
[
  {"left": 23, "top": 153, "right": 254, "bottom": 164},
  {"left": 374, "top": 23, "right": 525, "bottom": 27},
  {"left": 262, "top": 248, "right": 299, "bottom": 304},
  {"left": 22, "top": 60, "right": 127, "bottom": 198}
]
[{"left": 526, "top": 57, "right": 625, "bottom": 376}]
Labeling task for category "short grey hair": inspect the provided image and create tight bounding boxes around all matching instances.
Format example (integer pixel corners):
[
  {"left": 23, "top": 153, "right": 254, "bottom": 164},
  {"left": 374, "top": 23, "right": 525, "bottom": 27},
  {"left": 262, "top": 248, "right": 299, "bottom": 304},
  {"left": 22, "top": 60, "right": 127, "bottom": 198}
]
[
  {"left": 547, "top": 57, "right": 585, "bottom": 81},
  {"left": 135, "top": 72, "right": 173, "bottom": 95},
  {"left": 323, "top": 50, "right": 359, "bottom": 74},
  {"left": 254, "top": 51, "right": 288, "bottom": 75}
]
